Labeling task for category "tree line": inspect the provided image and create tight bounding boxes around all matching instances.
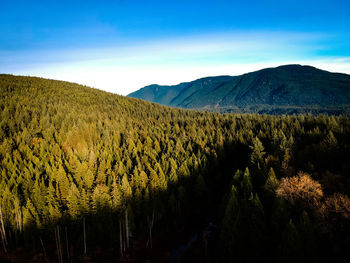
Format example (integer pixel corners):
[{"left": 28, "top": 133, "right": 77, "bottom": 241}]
[{"left": 0, "top": 74, "right": 349, "bottom": 262}]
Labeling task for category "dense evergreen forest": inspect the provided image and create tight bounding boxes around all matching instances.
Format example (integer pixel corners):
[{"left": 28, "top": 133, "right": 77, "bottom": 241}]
[{"left": 0, "top": 74, "right": 350, "bottom": 262}]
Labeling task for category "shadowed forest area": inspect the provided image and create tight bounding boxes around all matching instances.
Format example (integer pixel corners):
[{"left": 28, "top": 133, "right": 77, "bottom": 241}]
[{"left": 0, "top": 74, "right": 350, "bottom": 262}]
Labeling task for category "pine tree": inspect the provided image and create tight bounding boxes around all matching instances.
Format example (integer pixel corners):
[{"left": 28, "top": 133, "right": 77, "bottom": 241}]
[
  {"left": 96, "top": 159, "right": 106, "bottom": 185},
  {"left": 298, "top": 211, "right": 318, "bottom": 263},
  {"left": 278, "top": 219, "right": 303, "bottom": 263},
  {"left": 264, "top": 167, "right": 279, "bottom": 193},
  {"left": 138, "top": 170, "right": 149, "bottom": 190},
  {"left": 155, "top": 163, "right": 167, "bottom": 191},
  {"left": 23, "top": 199, "right": 39, "bottom": 228},
  {"left": 92, "top": 184, "right": 112, "bottom": 212},
  {"left": 56, "top": 164, "right": 70, "bottom": 205},
  {"left": 250, "top": 137, "right": 265, "bottom": 169},
  {"left": 220, "top": 186, "right": 239, "bottom": 262},
  {"left": 232, "top": 169, "right": 242, "bottom": 186},
  {"left": 241, "top": 167, "right": 253, "bottom": 198},
  {"left": 120, "top": 174, "right": 132, "bottom": 201},
  {"left": 66, "top": 183, "right": 81, "bottom": 218},
  {"left": 111, "top": 176, "right": 122, "bottom": 210},
  {"left": 149, "top": 167, "right": 160, "bottom": 191}
]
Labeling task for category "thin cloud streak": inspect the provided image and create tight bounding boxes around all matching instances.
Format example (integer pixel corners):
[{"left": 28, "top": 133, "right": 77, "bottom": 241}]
[
  {"left": 1, "top": 31, "right": 324, "bottom": 64},
  {"left": 1, "top": 31, "right": 349, "bottom": 95}
]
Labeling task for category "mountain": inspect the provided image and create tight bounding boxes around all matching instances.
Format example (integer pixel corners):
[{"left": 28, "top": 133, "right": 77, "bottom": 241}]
[{"left": 128, "top": 65, "right": 350, "bottom": 114}]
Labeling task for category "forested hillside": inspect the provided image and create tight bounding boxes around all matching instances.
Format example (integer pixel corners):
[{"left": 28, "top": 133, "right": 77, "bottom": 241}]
[
  {"left": 128, "top": 65, "right": 350, "bottom": 114},
  {"left": 0, "top": 74, "right": 350, "bottom": 262}
]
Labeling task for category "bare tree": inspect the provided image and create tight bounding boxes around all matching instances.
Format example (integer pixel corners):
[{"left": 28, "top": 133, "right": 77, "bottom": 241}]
[
  {"left": 83, "top": 218, "right": 87, "bottom": 255},
  {"left": 0, "top": 204, "right": 7, "bottom": 253},
  {"left": 125, "top": 209, "right": 129, "bottom": 249},
  {"left": 147, "top": 209, "right": 155, "bottom": 249},
  {"left": 276, "top": 171, "right": 323, "bottom": 208},
  {"left": 119, "top": 219, "right": 123, "bottom": 256},
  {"left": 55, "top": 225, "right": 63, "bottom": 263}
]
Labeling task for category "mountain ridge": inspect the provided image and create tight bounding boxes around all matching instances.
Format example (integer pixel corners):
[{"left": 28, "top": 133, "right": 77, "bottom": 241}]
[{"left": 128, "top": 65, "right": 350, "bottom": 114}]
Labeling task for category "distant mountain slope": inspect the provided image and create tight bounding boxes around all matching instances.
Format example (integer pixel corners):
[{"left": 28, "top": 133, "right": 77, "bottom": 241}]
[{"left": 128, "top": 65, "right": 350, "bottom": 114}]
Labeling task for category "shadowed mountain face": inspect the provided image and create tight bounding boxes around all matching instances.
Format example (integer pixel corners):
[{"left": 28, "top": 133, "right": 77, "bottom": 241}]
[{"left": 128, "top": 65, "right": 350, "bottom": 114}]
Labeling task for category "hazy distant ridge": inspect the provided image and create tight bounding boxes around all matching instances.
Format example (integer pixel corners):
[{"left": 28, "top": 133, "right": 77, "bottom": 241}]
[{"left": 128, "top": 65, "right": 350, "bottom": 114}]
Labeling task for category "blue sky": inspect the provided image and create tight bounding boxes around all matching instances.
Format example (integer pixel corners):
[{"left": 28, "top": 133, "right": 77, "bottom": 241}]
[{"left": 1, "top": 0, "right": 349, "bottom": 95}]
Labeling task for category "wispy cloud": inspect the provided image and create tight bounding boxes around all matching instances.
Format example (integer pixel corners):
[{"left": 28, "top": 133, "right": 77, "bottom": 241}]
[{"left": 1, "top": 31, "right": 349, "bottom": 95}]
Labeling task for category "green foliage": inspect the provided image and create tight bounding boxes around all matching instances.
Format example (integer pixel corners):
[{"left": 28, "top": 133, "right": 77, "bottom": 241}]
[
  {"left": 250, "top": 137, "right": 265, "bottom": 166},
  {"left": 0, "top": 74, "right": 349, "bottom": 261},
  {"left": 264, "top": 167, "right": 279, "bottom": 193},
  {"left": 278, "top": 220, "right": 303, "bottom": 263},
  {"left": 66, "top": 183, "right": 81, "bottom": 218},
  {"left": 241, "top": 167, "right": 253, "bottom": 198},
  {"left": 220, "top": 186, "right": 239, "bottom": 261}
]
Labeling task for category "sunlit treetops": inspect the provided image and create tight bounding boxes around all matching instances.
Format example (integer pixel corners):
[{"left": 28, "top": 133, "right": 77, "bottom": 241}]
[{"left": 0, "top": 74, "right": 349, "bottom": 261}]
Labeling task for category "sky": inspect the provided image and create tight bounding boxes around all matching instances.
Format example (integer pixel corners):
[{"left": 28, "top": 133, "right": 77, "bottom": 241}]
[{"left": 1, "top": 0, "right": 349, "bottom": 95}]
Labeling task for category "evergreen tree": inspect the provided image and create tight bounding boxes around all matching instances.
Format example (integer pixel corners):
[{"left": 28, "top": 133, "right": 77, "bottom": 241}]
[
  {"left": 250, "top": 137, "right": 265, "bottom": 169},
  {"left": 264, "top": 167, "right": 279, "bottom": 193},
  {"left": 278, "top": 220, "right": 303, "bottom": 263},
  {"left": 241, "top": 167, "right": 253, "bottom": 198},
  {"left": 67, "top": 183, "right": 81, "bottom": 218},
  {"left": 111, "top": 176, "right": 122, "bottom": 210},
  {"left": 120, "top": 175, "right": 132, "bottom": 201},
  {"left": 220, "top": 186, "right": 239, "bottom": 262},
  {"left": 92, "top": 184, "right": 112, "bottom": 212}
]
